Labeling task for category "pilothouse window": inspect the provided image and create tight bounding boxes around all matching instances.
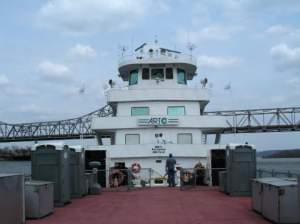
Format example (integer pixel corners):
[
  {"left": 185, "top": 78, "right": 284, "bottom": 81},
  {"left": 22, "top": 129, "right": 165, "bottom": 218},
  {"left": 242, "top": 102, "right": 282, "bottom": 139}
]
[
  {"left": 177, "top": 69, "right": 187, "bottom": 85},
  {"left": 166, "top": 68, "right": 173, "bottom": 79},
  {"left": 125, "top": 134, "right": 140, "bottom": 145},
  {"left": 142, "top": 68, "right": 150, "bottom": 80},
  {"left": 129, "top": 70, "right": 138, "bottom": 85},
  {"left": 177, "top": 133, "right": 192, "bottom": 144},
  {"left": 167, "top": 106, "right": 185, "bottom": 116},
  {"left": 131, "top": 107, "right": 149, "bottom": 116},
  {"left": 151, "top": 68, "right": 164, "bottom": 80}
]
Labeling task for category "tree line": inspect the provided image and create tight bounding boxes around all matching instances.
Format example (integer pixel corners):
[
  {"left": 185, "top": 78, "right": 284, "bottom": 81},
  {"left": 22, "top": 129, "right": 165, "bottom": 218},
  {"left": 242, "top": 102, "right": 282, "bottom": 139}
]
[{"left": 0, "top": 146, "right": 31, "bottom": 160}]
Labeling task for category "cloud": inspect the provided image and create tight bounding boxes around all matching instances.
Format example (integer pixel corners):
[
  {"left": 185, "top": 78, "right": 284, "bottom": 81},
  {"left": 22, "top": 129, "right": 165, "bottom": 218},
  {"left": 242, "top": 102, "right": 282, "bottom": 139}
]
[
  {"left": 18, "top": 104, "right": 44, "bottom": 114},
  {"left": 68, "top": 44, "right": 97, "bottom": 59},
  {"left": 270, "top": 43, "right": 300, "bottom": 72},
  {"left": 3, "top": 87, "right": 38, "bottom": 97},
  {"left": 270, "top": 95, "right": 286, "bottom": 103},
  {"left": 0, "top": 74, "right": 9, "bottom": 87},
  {"left": 36, "top": 0, "right": 162, "bottom": 34},
  {"left": 266, "top": 25, "right": 291, "bottom": 35},
  {"left": 37, "top": 61, "right": 72, "bottom": 82},
  {"left": 265, "top": 25, "right": 300, "bottom": 39},
  {"left": 177, "top": 25, "right": 243, "bottom": 44},
  {"left": 286, "top": 77, "right": 300, "bottom": 88},
  {"left": 207, "top": 0, "right": 300, "bottom": 14},
  {"left": 198, "top": 55, "right": 240, "bottom": 69}
]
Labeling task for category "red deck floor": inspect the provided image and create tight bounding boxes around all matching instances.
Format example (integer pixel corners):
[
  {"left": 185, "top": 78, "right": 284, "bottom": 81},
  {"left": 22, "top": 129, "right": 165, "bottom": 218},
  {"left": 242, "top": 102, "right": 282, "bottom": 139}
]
[{"left": 27, "top": 187, "right": 270, "bottom": 224}]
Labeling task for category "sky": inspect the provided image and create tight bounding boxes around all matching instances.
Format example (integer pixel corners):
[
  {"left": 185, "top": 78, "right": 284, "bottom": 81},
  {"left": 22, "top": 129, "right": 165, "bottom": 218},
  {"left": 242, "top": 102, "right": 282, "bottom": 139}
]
[{"left": 1, "top": 0, "right": 300, "bottom": 150}]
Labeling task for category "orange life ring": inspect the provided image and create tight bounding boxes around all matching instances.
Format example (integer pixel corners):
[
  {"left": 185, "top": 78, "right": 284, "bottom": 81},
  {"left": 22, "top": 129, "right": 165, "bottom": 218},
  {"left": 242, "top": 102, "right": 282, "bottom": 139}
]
[{"left": 131, "top": 162, "right": 141, "bottom": 173}]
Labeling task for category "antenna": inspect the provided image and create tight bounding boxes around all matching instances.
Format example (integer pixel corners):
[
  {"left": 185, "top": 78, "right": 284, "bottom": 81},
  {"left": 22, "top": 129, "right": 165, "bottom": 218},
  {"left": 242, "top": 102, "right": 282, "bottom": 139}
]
[
  {"left": 118, "top": 45, "right": 127, "bottom": 57},
  {"left": 187, "top": 42, "right": 196, "bottom": 56}
]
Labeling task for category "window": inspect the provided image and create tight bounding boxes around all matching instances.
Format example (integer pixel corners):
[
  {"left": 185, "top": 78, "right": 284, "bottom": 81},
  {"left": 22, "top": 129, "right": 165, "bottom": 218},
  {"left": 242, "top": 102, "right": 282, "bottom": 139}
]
[
  {"left": 166, "top": 68, "right": 173, "bottom": 79},
  {"left": 177, "top": 69, "right": 187, "bottom": 84},
  {"left": 131, "top": 107, "right": 149, "bottom": 116},
  {"left": 129, "top": 70, "right": 138, "bottom": 85},
  {"left": 151, "top": 68, "right": 164, "bottom": 80},
  {"left": 125, "top": 134, "right": 140, "bottom": 144},
  {"left": 142, "top": 68, "right": 150, "bottom": 80},
  {"left": 177, "top": 133, "right": 192, "bottom": 144},
  {"left": 100, "top": 136, "right": 112, "bottom": 145},
  {"left": 167, "top": 106, "right": 185, "bottom": 116}
]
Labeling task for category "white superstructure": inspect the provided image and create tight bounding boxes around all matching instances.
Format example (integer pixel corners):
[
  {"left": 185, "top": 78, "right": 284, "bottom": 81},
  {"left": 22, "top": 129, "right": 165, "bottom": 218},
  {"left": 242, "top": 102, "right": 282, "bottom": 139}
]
[{"left": 90, "top": 41, "right": 229, "bottom": 186}]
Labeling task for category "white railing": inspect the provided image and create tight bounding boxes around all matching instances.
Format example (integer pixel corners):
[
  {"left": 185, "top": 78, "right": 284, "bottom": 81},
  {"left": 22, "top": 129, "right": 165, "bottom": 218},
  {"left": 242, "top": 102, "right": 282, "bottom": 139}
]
[{"left": 119, "top": 52, "right": 197, "bottom": 66}]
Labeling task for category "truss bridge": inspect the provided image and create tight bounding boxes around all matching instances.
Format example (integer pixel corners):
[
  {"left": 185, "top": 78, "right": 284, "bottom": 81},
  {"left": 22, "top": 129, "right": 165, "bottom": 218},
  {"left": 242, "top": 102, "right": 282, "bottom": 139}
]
[{"left": 1, "top": 106, "right": 300, "bottom": 143}]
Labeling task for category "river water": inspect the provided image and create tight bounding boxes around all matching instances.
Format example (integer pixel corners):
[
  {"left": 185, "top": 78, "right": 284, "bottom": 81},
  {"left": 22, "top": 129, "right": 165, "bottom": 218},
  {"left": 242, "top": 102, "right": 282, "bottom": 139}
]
[{"left": 0, "top": 158, "right": 299, "bottom": 176}]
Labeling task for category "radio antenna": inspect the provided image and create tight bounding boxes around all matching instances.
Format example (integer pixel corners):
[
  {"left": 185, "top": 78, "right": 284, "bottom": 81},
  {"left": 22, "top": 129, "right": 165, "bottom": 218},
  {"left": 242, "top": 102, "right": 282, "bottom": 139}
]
[{"left": 187, "top": 42, "right": 196, "bottom": 56}]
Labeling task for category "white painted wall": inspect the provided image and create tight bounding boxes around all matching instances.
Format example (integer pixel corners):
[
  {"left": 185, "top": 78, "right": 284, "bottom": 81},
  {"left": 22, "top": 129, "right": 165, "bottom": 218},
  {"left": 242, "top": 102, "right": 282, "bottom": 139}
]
[
  {"left": 86, "top": 143, "right": 227, "bottom": 185},
  {"left": 107, "top": 87, "right": 210, "bottom": 103},
  {"left": 117, "top": 101, "right": 201, "bottom": 116},
  {"left": 115, "top": 128, "right": 202, "bottom": 144},
  {"left": 92, "top": 116, "right": 227, "bottom": 131}
]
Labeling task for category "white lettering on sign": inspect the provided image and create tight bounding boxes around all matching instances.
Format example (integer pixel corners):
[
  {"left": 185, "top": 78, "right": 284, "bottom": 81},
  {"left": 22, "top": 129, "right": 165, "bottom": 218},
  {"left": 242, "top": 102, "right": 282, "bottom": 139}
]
[
  {"left": 138, "top": 117, "right": 179, "bottom": 126},
  {"left": 152, "top": 145, "right": 166, "bottom": 154}
]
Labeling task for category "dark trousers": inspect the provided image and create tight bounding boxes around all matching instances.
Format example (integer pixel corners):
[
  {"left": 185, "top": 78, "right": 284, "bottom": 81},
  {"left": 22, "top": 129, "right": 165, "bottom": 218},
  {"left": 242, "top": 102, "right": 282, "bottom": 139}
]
[{"left": 167, "top": 170, "right": 176, "bottom": 187}]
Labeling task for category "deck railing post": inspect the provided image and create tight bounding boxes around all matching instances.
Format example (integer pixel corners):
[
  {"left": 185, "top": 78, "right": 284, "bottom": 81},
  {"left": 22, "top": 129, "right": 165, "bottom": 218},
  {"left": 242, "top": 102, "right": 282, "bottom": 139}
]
[{"left": 258, "top": 169, "right": 262, "bottom": 178}]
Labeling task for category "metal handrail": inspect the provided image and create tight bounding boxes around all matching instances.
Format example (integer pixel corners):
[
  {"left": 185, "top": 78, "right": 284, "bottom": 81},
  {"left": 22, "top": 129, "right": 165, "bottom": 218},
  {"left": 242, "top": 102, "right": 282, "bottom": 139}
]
[{"left": 256, "top": 168, "right": 299, "bottom": 178}]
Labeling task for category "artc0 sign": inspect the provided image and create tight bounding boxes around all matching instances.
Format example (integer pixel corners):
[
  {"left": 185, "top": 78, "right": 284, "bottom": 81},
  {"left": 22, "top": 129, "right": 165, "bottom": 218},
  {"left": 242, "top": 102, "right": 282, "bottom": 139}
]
[{"left": 137, "top": 117, "right": 179, "bottom": 127}]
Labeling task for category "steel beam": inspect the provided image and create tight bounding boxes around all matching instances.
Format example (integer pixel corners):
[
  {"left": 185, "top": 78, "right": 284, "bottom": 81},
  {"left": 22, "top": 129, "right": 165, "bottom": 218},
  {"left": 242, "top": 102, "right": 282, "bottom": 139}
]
[
  {"left": 204, "top": 107, "right": 300, "bottom": 134},
  {"left": 0, "top": 105, "right": 113, "bottom": 142}
]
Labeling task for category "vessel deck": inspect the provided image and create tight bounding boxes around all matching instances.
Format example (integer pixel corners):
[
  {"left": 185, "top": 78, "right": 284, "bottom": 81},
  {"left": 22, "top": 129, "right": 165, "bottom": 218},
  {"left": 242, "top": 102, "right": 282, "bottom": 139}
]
[{"left": 27, "top": 187, "right": 270, "bottom": 224}]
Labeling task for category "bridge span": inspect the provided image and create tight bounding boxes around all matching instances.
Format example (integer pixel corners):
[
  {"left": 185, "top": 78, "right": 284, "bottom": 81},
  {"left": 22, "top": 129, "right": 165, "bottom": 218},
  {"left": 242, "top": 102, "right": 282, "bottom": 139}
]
[{"left": 0, "top": 106, "right": 300, "bottom": 143}]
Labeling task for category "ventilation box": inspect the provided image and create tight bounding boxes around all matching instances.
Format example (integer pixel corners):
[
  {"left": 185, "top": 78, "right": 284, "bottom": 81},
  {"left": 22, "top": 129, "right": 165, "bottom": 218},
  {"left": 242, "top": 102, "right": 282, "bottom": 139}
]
[
  {"left": 31, "top": 143, "right": 71, "bottom": 206},
  {"left": 25, "top": 180, "right": 54, "bottom": 218},
  {"left": 225, "top": 144, "right": 256, "bottom": 196},
  {"left": 0, "top": 174, "right": 25, "bottom": 224},
  {"left": 69, "top": 145, "right": 85, "bottom": 198}
]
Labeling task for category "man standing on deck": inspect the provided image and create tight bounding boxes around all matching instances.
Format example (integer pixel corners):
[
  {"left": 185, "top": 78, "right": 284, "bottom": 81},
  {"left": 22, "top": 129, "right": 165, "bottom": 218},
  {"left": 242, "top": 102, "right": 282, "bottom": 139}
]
[{"left": 166, "top": 153, "right": 176, "bottom": 187}]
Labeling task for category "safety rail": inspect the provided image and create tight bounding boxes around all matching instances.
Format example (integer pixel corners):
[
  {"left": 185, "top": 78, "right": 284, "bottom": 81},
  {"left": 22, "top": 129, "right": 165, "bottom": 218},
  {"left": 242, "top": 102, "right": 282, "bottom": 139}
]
[{"left": 256, "top": 168, "right": 299, "bottom": 178}]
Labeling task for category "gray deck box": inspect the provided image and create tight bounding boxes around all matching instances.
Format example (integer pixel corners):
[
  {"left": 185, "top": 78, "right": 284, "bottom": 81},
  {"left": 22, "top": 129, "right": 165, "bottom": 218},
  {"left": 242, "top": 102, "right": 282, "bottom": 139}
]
[
  {"left": 31, "top": 143, "right": 71, "bottom": 206},
  {"left": 219, "top": 171, "right": 227, "bottom": 193},
  {"left": 252, "top": 177, "right": 282, "bottom": 213},
  {"left": 226, "top": 144, "right": 256, "bottom": 196},
  {"left": 69, "top": 146, "right": 85, "bottom": 198},
  {"left": 25, "top": 181, "right": 54, "bottom": 218},
  {"left": 262, "top": 179, "right": 299, "bottom": 223},
  {"left": 0, "top": 174, "right": 25, "bottom": 224}
]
